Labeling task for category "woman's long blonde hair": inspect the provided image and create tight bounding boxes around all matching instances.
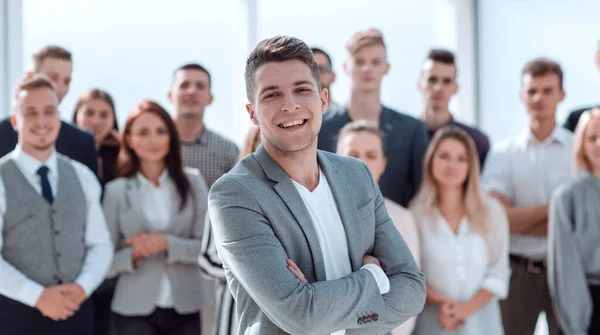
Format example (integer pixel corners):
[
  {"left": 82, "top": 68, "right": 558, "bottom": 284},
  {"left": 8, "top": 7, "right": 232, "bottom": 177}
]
[
  {"left": 574, "top": 108, "right": 600, "bottom": 174},
  {"left": 410, "top": 127, "right": 499, "bottom": 261}
]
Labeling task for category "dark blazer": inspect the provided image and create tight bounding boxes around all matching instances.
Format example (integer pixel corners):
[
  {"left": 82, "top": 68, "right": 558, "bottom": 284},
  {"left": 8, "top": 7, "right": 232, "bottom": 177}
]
[
  {"left": 564, "top": 104, "right": 600, "bottom": 132},
  {"left": 318, "top": 105, "right": 430, "bottom": 207},
  {"left": 0, "top": 118, "right": 98, "bottom": 174}
]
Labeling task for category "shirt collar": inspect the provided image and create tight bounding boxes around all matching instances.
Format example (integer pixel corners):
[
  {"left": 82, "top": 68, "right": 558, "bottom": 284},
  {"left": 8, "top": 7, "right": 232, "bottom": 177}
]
[
  {"left": 11, "top": 145, "right": 58, "bottom": 178},
  {"left": 137, "top": 169, "right": 170, "bottom": 188},
  {"left": 518, "top": 124, "right": 570, "bottom": 145},
  {"left": 188, "top": 128, "right": 210, "bottom": 146}
]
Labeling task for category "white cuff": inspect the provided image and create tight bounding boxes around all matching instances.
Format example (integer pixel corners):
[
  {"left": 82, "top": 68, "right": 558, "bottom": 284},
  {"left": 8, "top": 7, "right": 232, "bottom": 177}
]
[
  {"left": 361, "top": 263, "right": 390, "bottom": 294},
  {"left": 17, "top": 280, "right": 45, "bottom": 307}
]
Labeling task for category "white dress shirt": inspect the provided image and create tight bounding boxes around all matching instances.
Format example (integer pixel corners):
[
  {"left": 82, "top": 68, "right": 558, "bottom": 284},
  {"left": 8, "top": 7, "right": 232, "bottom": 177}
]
[
  {"left": 413, "top": 202, "right": 510, "bottom": 335},
  {"left": 292, "top": 168, "right": 390, "bottom": 335},
  {"left": 482, "top": 125, "right": 573, "bottom": 260},
  {"left": 0, "top": 146, "right": 113, "bottom": 307},
  {"left": 137, "top": 170, "right": 176, "bottom": 308}
]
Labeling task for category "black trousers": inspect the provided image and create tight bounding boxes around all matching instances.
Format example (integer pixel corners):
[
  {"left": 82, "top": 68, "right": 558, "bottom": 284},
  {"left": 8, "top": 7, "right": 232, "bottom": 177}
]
[
  {"left": 0, "top": 294, "right": 94, "bottom": 335},
  {"left": 589, "top": 285, "right": 600, "bottom": 334},
  {"left": 112, "top": 308, "right": 201, "bottom": 335},
  {"left": 91, "top": 277, "right": 117, "bottom": 335}
]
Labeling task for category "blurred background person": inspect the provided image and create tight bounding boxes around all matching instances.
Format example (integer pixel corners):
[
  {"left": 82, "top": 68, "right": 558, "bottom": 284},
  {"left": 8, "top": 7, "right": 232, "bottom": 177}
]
[
  {"left": 72, "top": 88, "right": 120, "bottom": 335},
  {"left": 548, "top": 108, "right": 600, "bottom": 335},
  {"left": 239, "top": 123, "right": 261, "bottom": 159},
  {"left": 335, "top": 120, "right": 420, "bottom": 335},
  {"left": 563, "top": 40, "right": 600, "bottom": 132},
  {"left": 410, "top": 127, "right": 510, "bottom": 335},
  {"left": 103, "top": 100, "right": 213, "bottom": 335},
  {"left": 418, "top": 49, "right": 490, "bottom": 169},
  {"left": 73, "top": 88, "right": 120, "bottom": 188},
  {"left": 311, "top": 47, "right": 340, "bottom": 112}
]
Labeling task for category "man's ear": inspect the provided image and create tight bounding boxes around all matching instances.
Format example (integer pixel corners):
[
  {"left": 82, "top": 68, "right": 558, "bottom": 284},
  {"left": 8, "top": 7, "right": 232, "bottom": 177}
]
[{"left": 246, "top": 104, "right": 259, "bottom": 126}]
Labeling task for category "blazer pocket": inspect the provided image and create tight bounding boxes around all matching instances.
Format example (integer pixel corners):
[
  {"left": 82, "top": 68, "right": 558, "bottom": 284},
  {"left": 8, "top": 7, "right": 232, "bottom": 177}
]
[{"left": 356, "top": 197, "right": 374, "bottom": 220}]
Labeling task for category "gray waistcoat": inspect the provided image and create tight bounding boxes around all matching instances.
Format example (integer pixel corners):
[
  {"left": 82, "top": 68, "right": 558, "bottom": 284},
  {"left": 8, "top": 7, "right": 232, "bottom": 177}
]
[{"left": 0, "top": 154, "right": 87, "bottom": 286}]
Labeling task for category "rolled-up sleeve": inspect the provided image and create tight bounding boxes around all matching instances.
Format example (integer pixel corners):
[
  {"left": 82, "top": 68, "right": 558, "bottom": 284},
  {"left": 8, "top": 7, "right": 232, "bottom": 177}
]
[
  {"left": 481, "top": 200, "right": 511, "bottom": 299},
  {"left": 548, "top": 186, "right": 592, "bottom": 335},
  {"left": 482, "top": 147, "right": 512, "bottom": 200}
]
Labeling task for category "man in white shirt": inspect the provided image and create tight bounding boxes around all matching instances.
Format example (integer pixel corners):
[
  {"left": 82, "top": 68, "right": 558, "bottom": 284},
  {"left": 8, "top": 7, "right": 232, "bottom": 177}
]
[
  {"left": 0, "top": 75, "right": 113, "bottom": 335},
  {"left": 209, "top": 35, "right": 425, "bottom": 335},
  {"left": 483, "top": 58, "right": 573, "bottom": 335}
]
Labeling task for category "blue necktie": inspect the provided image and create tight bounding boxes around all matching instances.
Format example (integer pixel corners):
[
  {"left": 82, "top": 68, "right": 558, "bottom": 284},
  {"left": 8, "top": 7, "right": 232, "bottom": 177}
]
[{"left": 37, "top": 166, "right": 53, "bottom": 204}]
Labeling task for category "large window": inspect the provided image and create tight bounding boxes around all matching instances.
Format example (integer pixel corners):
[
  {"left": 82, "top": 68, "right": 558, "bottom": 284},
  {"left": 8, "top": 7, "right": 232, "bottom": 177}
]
[
  {"left": 23, "top": 0, "right": 249, "bottom": 144},
  {"left": 258, "top": 0, "right": 451, "bottom": 118},
  {"left": 478, "top": 0, "right": 600, "bottom": 143}
]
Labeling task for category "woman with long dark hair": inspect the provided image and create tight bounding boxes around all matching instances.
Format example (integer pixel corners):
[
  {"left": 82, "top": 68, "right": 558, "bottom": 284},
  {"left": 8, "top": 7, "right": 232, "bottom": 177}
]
[
  {"left": 103, "top": 100, "right": 213, "bottom": 335},
  {"left": 72, "top": 88, "right": 120, "bottom": 188}
]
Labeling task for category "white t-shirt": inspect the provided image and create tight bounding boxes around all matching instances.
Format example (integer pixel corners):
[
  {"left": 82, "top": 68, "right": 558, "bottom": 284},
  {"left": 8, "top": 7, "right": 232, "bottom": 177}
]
[{"left": 292, "top": 168, "right": 389, "bottom": 335}]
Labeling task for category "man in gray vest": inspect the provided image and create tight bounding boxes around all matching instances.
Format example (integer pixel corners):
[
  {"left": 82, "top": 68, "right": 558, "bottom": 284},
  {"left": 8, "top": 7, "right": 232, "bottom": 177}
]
[{"left": 0, "top": 75, "right": 113, "bottom": 335}]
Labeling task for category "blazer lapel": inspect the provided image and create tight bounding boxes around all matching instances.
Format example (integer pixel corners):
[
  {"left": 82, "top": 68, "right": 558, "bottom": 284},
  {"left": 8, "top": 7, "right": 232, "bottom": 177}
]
[
  {"left": 253, "top": 146, "right": 327, "bottom": 282},
  {"left": 124, "top": 178, "right": 149, "bottom": 232},
  {"left": 318, "top": 151, "right": 364, "bottom": 271}
]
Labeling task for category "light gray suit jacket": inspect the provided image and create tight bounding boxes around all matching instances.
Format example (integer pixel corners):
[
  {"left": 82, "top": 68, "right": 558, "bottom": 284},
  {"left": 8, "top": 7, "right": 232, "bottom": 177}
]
[
  {"left": 209, "top": 146, "right": 426, "bottom": 335},
  {"left": 103, "top": 168, "right": 215, "bottom": 316}
]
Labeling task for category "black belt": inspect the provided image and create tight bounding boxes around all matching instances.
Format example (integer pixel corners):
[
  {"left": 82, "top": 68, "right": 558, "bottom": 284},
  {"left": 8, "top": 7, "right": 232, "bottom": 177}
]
[{"left": 509, "top": 254, "right": 546, "bottom": 274}]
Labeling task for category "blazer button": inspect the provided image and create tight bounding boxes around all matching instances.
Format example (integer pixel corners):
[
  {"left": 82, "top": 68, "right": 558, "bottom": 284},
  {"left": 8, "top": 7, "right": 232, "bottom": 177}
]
[
  {"left": 54, "top": 230, "right": 60, "bottom": 236},
  {"left": 56, "top": 252, "right": 61, "bottom": 257}
]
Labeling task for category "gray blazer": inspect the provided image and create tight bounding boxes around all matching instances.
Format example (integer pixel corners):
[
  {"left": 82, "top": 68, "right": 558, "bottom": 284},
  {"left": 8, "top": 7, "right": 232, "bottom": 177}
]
[
  {"left": 209, "top": 146, "right": 426, "bottom": 335},
  {"left": 103, "top": 168, "right": 215, "bottom": 316}
]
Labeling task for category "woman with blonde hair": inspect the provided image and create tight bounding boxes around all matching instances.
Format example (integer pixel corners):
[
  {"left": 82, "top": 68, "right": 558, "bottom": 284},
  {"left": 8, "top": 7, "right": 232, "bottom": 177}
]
[
  {"left": 547, "top": 108, "right": 600, "bottom": 335},
  {"left": 411, "top": 127, "right": 509, "bottom": 335}
]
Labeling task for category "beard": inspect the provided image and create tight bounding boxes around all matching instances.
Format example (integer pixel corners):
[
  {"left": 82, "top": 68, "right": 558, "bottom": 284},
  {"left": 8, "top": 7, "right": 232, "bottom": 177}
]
[{"left": 266, "top": 131, "right": 318, "bottom": 157}]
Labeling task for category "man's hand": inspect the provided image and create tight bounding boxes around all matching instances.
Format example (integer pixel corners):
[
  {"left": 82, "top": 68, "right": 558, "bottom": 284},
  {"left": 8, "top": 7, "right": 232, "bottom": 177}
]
[
  {"left": 362, "top": 255, "right": 381, "bottom": 269},
  {"left": 59, "top": 283, "right": 87, "bottom": 306},
  {"left": 287, "top": 259, "right": 308, "bottom": 284},
  {"left": 35, "top": 286, "right": 79, "bottom": 321}
]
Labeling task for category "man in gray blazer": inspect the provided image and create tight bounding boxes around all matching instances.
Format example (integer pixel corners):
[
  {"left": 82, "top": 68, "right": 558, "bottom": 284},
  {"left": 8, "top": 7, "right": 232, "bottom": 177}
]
[{"left": 208, "top": 36, "right": 426, "bottom": 335}]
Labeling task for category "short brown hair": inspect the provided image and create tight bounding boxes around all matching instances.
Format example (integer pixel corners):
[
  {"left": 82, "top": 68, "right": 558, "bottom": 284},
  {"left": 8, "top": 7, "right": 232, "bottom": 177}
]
[
  {"left": 245, "top": 36, "right": 320, "bottom": 101},
  {"left": 346, "top": 28, "right": 386, "bottom": 55},
  {"left": 336, "top": 120, "right": 385, "bottom": 152},
  {"left": 32, "top": 45, "right": 72, "bottom": 72},
  {"left": 521, "top": 58, "right": 564, "bottom": 90},
  {"left": 427, "top": 49, "right": 455, "bottom": 66},
  {"left": 13, "top": 74, "right": 56, "bottom": 106}
]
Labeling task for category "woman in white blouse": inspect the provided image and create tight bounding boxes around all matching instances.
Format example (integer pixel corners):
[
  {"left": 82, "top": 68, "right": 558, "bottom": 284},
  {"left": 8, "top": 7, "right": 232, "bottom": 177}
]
[
  {"left": 103, "top": 100, "right": 213, "bottom": 335},
  {"left": 410, "top": 127, "right": 510, "bottom": 335},
  {"left": 335, "top": 120, "right": 421, "bottom": 335}
]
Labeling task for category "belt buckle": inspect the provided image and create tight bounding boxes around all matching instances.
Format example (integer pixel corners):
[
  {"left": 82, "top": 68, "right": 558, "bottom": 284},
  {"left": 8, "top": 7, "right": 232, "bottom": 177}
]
[{"left": 526, "top": 259, "right": 543, "bottom": 274}]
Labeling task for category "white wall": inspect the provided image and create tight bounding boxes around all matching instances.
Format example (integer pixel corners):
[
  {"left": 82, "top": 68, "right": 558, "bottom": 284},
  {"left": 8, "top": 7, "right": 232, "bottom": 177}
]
[
  {"left": 258, "top": 0, "right": 475, "bottom": 122},
  {"left": 21, "top": 0, "right": 474, "bottom": 144},
  {"left": 478, "top": 0, "right": 600, "bottom": 144},
  {"left": 22, "top": 0, "right": 249, "bottom": 144}
]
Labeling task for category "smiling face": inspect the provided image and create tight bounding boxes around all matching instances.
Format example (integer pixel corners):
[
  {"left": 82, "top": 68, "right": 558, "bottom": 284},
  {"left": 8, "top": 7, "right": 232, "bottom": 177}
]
[
  {"left": 75, "top": 98, "right": 115, "bottom": 144},
  {"left": 246, "top": 59, "right": 328, "bottom": 156},
  {"left": 11, "top": 86, "right": 61, "bottom": 154}
]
